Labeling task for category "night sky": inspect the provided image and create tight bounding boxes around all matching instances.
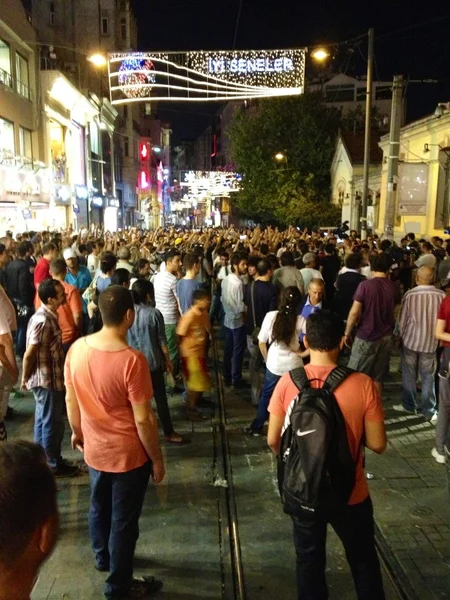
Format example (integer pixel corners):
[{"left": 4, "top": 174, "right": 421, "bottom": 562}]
[{"left": 132, "top": 0, "right": 450, "bottom": 143}]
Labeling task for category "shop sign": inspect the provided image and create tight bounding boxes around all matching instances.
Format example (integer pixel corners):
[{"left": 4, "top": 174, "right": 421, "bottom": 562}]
[
  {"left": 54, "top": 185, "right": 72, "bottom": 205},
  {"left": 0, "top": 167, "right": 50, "bottom": 204},
  {"left": 108, "top": 198, "right": 120, "bottom": 208},
  {"left": 91, "top": 195, "right": 104, "bottom": 208},
  {"left": 75, "top": 185, "right": 89, "bottom": 201}
]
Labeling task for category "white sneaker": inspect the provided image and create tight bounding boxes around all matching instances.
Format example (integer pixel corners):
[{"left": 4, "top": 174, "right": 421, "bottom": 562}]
[
  {"left": 429, "top": 413, "right": 438, "bottom": 426},
  {"left": 392, "top": 404, "right": 416, "bottom": 415},
  {"left": 431, "top": 447, "right": 446, "bottom": 464}
]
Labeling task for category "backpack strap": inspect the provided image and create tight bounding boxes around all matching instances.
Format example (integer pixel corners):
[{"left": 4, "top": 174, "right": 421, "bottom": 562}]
[
  {"left": 324, "top": 366, "right": 355, "bottom": 393},
  {"left": 289, "top": 367, "right": 310, "bottom": 392}
]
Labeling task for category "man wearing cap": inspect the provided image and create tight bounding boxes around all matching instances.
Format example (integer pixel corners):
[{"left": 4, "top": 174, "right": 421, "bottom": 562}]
[{"left": 64, "top": 249, "right": 92, "bottom": 297}]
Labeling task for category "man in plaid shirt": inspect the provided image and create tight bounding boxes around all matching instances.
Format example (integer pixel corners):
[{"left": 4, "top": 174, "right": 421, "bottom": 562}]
[{"left": 21, "top": 279, "right": 78, "bottom": 477}]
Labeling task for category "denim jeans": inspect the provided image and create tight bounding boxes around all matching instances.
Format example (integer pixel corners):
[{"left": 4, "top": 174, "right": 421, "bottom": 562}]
[
  {"left": 247, "top": 335, "right": 264, "bottom": 405},
  {"left": 151, "top": 367, "right": 174, "bottom": 436},
  {"left": 32, "top": 387, "right": 65, "bottom": 469},
  {"left": 223, "top": 325, "right": 247, "bottom": 384},
  {"left": 251, "top": 368, "right": 281, "bottom": 431},
  {"left": 401, "top": 347, "right": 437, "bottom": 418},
  {"left": 292, "top": 497, "right": 385, "bottom": 600},
  {"left": 88, "top": 461, "right": 152, "bottom": 598},
  {"left": 436, "top": 375, "right": 450, "bottom": 454}
]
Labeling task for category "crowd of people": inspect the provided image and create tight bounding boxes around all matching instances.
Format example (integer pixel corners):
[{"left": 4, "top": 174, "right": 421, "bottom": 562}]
[{"left": 0, "top": 223, "right": 450, "bottom": 600}]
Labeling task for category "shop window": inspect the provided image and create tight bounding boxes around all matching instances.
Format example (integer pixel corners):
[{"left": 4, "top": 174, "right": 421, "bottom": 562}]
[
  {"left": 16, "top": 53, "right": 30, "bottom": 99},
  {"left": 0, "top": 39, "right": 12, "bottom": 87},
  {"left": 0, "top": 117, "right": 15, "bottom": 164},
  {"left": 50, "top": 121, "right": 66, "bottom": 183},
  {"left": 19, "top": 127, "right": 33, "bottom": 167},
  {"left": 121, "top": 18, "right": 127, "bottom": 41}
]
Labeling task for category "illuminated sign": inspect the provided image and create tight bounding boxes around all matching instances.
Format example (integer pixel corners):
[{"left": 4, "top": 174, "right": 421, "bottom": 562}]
[
  {"left": 91, "top": 196, "right": 104, "bottom": 207},
  {"left": 75, "top": 185, "right": 89, "bottom": 200},
  {"left": 140, "top": 171, "right": 149, "bottom": 189},
  {"left": 180, "top": 171, "right": 242, "bottom": 199},
  {"left": 108, "top": 198, "right": 120, "bottom": 208},
  {"left": 140, "top": 143, "right": 149, "bottom": 160},
  {"left": 108, "top": 48, "right": 306, "bottom": 104}
]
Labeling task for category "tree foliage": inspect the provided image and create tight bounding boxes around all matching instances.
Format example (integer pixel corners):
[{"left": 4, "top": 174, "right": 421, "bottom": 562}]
[{"left": 228, "top": 93, "right": 341, "bottom": 227}]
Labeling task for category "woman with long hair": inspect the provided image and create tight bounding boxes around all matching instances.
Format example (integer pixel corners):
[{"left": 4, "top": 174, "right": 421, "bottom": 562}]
[
  {"left": 245, "top": 286, "right": 308, "bottom": 436},
  {"left": 128, "top": 278, "right": 186, "bottom": 444}
]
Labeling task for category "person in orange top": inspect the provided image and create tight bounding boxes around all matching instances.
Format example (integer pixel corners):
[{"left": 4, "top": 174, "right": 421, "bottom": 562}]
[
  {"left": 176, "top": 288, "right": 211, "bottom": 420},
  {"left": 267, "top": 310, "right": 387, "bottom": 600},
  {"left": 36, "top": 259, "right": 82, "bottom": 354}
]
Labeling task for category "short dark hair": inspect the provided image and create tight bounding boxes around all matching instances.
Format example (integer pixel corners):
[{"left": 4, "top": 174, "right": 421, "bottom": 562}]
[
  {"left": 325, "top": 243, "right": 335, "bottom": 255},
  {"left": 183, "top": 253, "right": 200, "bottom": 271},
  {"left": 131, "top": 278, "right": 154, "bottom": 305},
  {"left": 50, "top": 258, "right": 67, "bottom": 278},
  {"left": 0, "top": 441, "right": 57, "bottom": 567},
  {"left": 98, "top": 285, "right": 134, "bottom": 327},
  {"left": 371, "top": 252, "right": 392, "bottom": 274},
  {"left": 16, "top": 242, "right": 29, "bottom": 258},
  {"left": 137, "top": 258, "right": 150, "bottom": 272},
  {"left": 100, "top": 251, "right": 117, "bottom": 274},
  {"left": 406, "top": 232, "right": 416, "bottom": 241},
  {"left": 305, "top": 311, "right": 345, "bottom": 351},
  {"left": 421, "top": 241, "right": 433, "bottom": 252},
  {"left": 230, "top": 252, "right": 244, "bottom": 272},
  {"left": 78, "top": 244, "right": 87, "bottom": 254},
  {"left": 379, "top": 240, "right": 392, "bottom": 252},
  {"left": 256, "top": 258, "right": 271, "bottom": 277},
  {"left": 280, "top": 251, "right": 295, "bottom": 267},
  {"left": 38, "top": 279, "right": 62, "bottom": 305},
  {"left": 260, "top": 243, "right": 269, "bottom": 255},
  {"left": 345, "top": 252, "right": 362, "bottom": 270},
  {"left": 42, "top": 243, "right": 56, "bottom": 256},
  {"left": 111, "top": 268, "right": 131, "bottom": 287},
  {"left": 165, "top": 248, "right": 181, "bottom": 264},
  {"left": 192, "top": 288, "right": 210, "bottom": 304},
  {"left": 219, "top": 250, "right": 229, "bottom": 259},
  {"left": 247, "top": 255, "right": 259, "bottom": 268}
]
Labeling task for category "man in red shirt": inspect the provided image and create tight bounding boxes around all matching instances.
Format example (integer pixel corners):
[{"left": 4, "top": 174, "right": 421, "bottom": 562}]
[
  {"left": 65, "top": 286, "right": 165, "bottom": 599},
  {"left": 34, "top": 243, "right": 58, "bottom": 292},
  {"left": 267, "top": 311, "right": 387, "bottom": 600}
]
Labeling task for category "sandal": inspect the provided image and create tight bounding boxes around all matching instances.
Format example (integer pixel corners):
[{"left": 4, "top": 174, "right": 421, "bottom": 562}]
[{"left": 164, "top": 433, "right": 190, "bottom": 445}]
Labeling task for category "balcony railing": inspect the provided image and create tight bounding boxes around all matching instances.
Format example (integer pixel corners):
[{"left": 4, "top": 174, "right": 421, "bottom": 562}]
[{"left": 0, "top": 67, "right": 32, "bottom": 101}]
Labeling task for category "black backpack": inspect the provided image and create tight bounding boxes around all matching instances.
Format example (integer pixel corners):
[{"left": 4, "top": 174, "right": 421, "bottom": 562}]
[{"left": 277, "top": 366, "right": 359, "bottom": 517}]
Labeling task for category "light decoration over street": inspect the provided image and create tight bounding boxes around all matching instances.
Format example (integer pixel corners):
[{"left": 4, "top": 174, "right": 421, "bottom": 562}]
[
  {"left": 179, "top": 171, "right": 242, "bottom": 202},
  {"left": 108, "top": 49, "right": 306, "bottom": 104}
]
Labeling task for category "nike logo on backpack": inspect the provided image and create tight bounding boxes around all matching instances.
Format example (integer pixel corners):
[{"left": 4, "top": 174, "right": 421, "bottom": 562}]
[{"left": 296, "top": 429, "right": 316, "bottom": 437}]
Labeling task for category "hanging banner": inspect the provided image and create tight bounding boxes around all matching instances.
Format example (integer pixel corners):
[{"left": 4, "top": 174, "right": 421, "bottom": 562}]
[
  {"left": 398, "top": 163, "right": 428, "bottom": 216},
  {"left": 108, "top": 49, "right": 306, "bottom": 104}
]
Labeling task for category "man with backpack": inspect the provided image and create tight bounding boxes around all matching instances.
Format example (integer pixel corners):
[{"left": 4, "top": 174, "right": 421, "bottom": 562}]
[{"left": 267, "top": 310, "right": 387, "bottom": 600}]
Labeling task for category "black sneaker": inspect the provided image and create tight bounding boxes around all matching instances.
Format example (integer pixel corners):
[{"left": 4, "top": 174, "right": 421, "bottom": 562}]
[
  {"left": 125, "top": 576, "right": 163, "bottom": 598},
  {"left": 52, "top": 463, "right": 79, "bottom": 478},
  {"left": 244, "top": 426, "right": 263, "bottom": 437}
]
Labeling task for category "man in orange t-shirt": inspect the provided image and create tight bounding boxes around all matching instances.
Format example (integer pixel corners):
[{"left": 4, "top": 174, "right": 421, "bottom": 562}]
[
  {"left": 64, "top": 286, "right": 164, "bottom": 599},
  {"left": 267, "top": 310, "right": 387, "bottom": 600}
]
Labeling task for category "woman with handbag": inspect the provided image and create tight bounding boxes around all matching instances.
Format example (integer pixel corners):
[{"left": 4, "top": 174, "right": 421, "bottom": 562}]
[{"left": 244, "top": 286, "right": 308, "bottom": 436}]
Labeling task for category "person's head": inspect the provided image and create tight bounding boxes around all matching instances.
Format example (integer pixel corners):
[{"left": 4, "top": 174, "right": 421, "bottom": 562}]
[
  {"left": 345, "top": 252, "right": 362, "bottom": 271},
  {"left": 42, "top": 243, "right": 58, "bottom": 261},
  {"left": 131, "top": 278, "right": 155, "bottom": 306},
  {"left": 308, "top": 278, "right": 325, "bottom": 306},
  {"left": 219, "top": 251, "right": 229, "bottom": 266},
  {"left": 247, "top": 255, "right": 259, "bottom": 278},
  {"left": 0, "top": 442, "right": 58, "bottom": 590},
  {"left": 379, "top": 239, "right": 392, "bottom": 253},
  {"left": 183, "top": 253, "right": 200, "bottom": 275},
  {"left": 324, "top": 243, "right": 336, "bottom": 256},
  {"left": 49, "top": 259, "right": 68, "bottom": 281},
  {"left": 136, "top": 258, "right": 151, "bottom": 278},
  {"left": 370, "top": 252, "right": 392, "bottom": 274},
  {"left": 94, "top": 239, "right": 105, "bottom": 255},
  {"left": 230, "top": 252, "right": 247, "bottom": 276},
  {"left": 111, "top": 268, "right": 131, "bottom": 288},
  {"left": 98, "top": 285, "right": 134, "bottom": 330},
  {"left": 260, "top": 243, "right": 269, "bottom": 256},
  {"left": 302, "top": 252, "right": 316, "bottom": 268},
  {"left": 280, "top": 251, "right": 295, "bottom": 267},
  {"left": 37, "top": 279, "right": 66, "bottom": 311},
  {"left": 0, "top": 243, "right": 9, "bottom": 268},
  {"left": 421, "top": 241, "right": 433, "bottom": 254},
  {"left": 62, "top": 248, "right": 78, "bottom": 271},
  {"left": 406, "top": 232, "right": 416, "bottom": 242},
  {"left": 191, "top": 288, "right": 211, "bottom": 315},
  {"left": 304, "top": 310, "right": 345, "bottom": 357},
  {"left": 256, "top": 258, "right": 272, "bottom": 279},
  {"left": 165, "top": 248, "right": 182, "bottom": 274},
  {"left": 15, "top": 242, "right": 29, "bottom": 260},
  {"left": 78, "top": 244, "right": 88, "bottom": 257},
  {"left": 416, "top": 265, "right": 435, "bottom": 286},
  {"left": 272, "top": 286, "right": 303, "bottom": 346},
  {"left": 117, "top": 247, "right": 131, "bottom": 262},
  {"left": 100, "top": 251, "right": 117, "bottom": 275}
]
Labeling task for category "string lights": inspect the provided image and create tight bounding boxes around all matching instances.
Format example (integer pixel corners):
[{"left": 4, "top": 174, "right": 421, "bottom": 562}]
[{"left": 108, "top": 49, "right": 306, "bottom": 104}]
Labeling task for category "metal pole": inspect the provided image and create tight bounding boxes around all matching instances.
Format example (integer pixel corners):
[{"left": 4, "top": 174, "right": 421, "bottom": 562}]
[
  {"left": 384, "top": 74, "right": 404, "bottom": 241},
  {"left": 360, "top": 27, "right": 374, "bottom": 239}
]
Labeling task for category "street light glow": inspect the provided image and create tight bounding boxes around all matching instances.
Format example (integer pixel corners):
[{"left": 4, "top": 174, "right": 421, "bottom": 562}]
[
  {"left": 87, "top": 53, "right": 107, "bottom": 68},
  {"left": 311, "top": 48, "right": 329, "bottom": 62},
  {"left": 274, "top": 152, "right": 285, "bottom": 161}
]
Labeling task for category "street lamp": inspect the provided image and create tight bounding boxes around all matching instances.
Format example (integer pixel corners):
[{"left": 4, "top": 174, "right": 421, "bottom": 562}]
[
  {"left": 311, "top": 48, "right": 329, "bottom": 62},
  {"left": 274, "top": 152, "right": 286, "bottom": 162},
  {"left": 87, "top": 53, "right": 107, "bottom": 68}
]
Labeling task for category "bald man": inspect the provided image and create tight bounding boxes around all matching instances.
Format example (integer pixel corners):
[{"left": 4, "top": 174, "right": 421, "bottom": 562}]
[{"left": 395, "top": 266, "right": 444, "bottom": 422}]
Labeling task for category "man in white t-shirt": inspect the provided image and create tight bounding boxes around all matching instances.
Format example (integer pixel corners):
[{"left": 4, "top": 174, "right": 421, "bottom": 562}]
[
  {"left": 0, "top": 286, "right": 18, "bottom": 441},
  {"left": 154, "top": 248, "right": 183, "bottom": 391},
  {"left": 415, "top": 241, "right": 437, "bottom": 270}
]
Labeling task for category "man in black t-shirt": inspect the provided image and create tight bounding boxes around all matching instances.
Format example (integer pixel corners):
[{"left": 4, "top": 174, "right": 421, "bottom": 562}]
[
  {"left": 319, "top": 243, "right": 341, "bottom": 301},
  {"left": 244, "top": 259, "right": 277, "bottom": 406}
]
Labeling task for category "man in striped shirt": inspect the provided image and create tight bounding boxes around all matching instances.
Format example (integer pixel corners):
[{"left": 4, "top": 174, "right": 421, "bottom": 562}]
[{"left": 395, "top": 266, "right": 444, "bottom": 423}]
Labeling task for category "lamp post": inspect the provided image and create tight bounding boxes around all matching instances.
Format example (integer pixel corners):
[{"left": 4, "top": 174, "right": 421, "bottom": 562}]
[{"left": 274, "top": 152, "right": 288, "bottom": 167}]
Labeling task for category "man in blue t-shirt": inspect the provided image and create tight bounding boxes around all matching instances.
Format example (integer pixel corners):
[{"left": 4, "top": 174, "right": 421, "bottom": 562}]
[{"left": 177, "top": 253, "right": 202, "bottom": 315}]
